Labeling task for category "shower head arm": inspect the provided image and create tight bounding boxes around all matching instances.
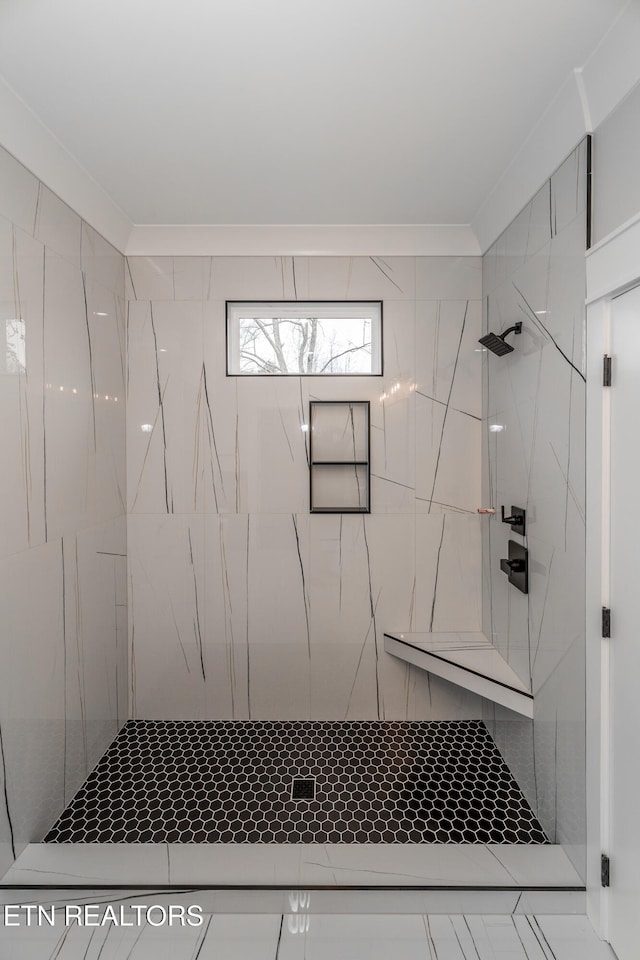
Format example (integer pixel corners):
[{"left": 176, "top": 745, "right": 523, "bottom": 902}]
[{"left": 499, "top": 322, "right": 523, "bottom": 342}]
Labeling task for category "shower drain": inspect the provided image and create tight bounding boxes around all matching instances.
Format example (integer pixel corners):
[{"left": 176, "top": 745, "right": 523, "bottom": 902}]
[{"left": 291, "top": 777, "right": 316, "bottom": 800}]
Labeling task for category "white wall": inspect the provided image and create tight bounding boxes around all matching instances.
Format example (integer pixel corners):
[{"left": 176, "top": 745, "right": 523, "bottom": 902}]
[
  {"left": 592, "top": 81, "right": 640, "bottom": 245},
  {"left": 0, "top": 146, "right": 128, "bottom": 880},
  {"left": 125, "top": 255, "right": 485, "bottom": 720},
  {"left": 481, "top": 139, "right": 588, "bottom": 879}
]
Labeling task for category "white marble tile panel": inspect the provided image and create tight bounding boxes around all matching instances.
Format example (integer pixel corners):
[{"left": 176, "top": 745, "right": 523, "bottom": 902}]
[
  {"left": 499, "top": 182, "right": 553, "bottom": 286},
  {"left": 127, "top": 300, "right": 205, "bottom": 515},
  {"left": 416, "top": 403, "right": 480, "bottom": 514},
  {"left": 546, "top": 217, "right": 588, "bottom": 375},
  {"left": 163, "top": 843, "right": 583, "bottom": 888},
  {"left": 381, "top": 299, "right": 415, "bottom": 383},
  {"left": 533, "top": 655, "right": 586, "bottom": 876},
  {"left": 64, "top": 522, "right": 126, "bottom": 792},
  {"left": 551, "top": 138, "right": 589, "bottom": 238},
  {"left": 278, "top": 915, "right": 433, "bottom": 960},
  {"left": 0, "top": 146, "right": 39, "bottom": 235},
  {"left": 415, "top": 393, "right": 445, "bottom": 509},
  {"left": 245, "top": 513, "right": 311, "bottom": 650},
  {"left": 3, "top": 843, "right": 169, "bottom": 885},
  {"left": 304, "top": 256, "right": 416, "bottom": 301},
  {"left": 245, "top": 643, "right": 311, "bottom": 718},
  {"left": 416, "top": 299, "right": 482, "bottom": 418},
  {"left": 535, "top": 915, "right": 615, "bottom": 959},
  {"left": 84, "top": 279, "right": 126, "bottom": 523},
  {"left": 0, "top": 912, "right": 613, "bottom": 959},
  {"left": 0, "top": 540, "right": 66, "bottom": 863},
  {"left": 33, "top": 185, "right": 81, "bottom": 269},
  {"left": 416, "top": 256, "right": 481, "bottom": 301},
  {"left": 308, "top": 642, "right": 378, "bottom": 720},
  {"left": 210, "top": 256, "right": 297, "bottom": 300},
  {"left": 203, "top": 515, "right": 251, "bottom": 717},
  {"left": 80, "top": 222, "right": 124, "bottom": 297},
  {"left": 234, "top": 376, "right": 308, "bottom": 514},
  {"left": 487, "top": 537, "right": 531, "bottom": 684},
  {"left": 1, "top": 538, "right": 65, "bottom": 726},
  {"left": 128, "top": 515, "right": 208, "bottom": 718},
  {"left": 370, "top": 392, "right": 415, "bottom": 503},
  {"left": 126, "top": 255, "right": 175, "bottom": 300},
  {"left": 125, "top": 257, "right": 218, "bottom": 300},
  {"left": 42, "top": 249, "right": 98, "bottom": 539},
  {"left": 305, "top": 513, "right": 376, "bottom": 645},
  {"left": 0, "top": 221, "right": 46, "bottom": 555},
  {"left": 414, "top": 513, "right": 482, "bottom": 632},
  {"left": 482, "top": 242, "right": 497, "bottom": 297},
  {"left": 370, "top": 474, "right": 415, "bottom": 514},
  {"left": 173, "top": 256, "right": 213, "bottom": 300},
  {"left": 449, "top": 300, "right": 482, "bottom": 419},
  {"left": 527, "top": 541, "right": 585, "bottom": 693},
  {"left": 201, "top": 300, "right": 240, "bottom": 514},
  {"left": 527, "top": 179, "right": 554, "bottom": 255}
]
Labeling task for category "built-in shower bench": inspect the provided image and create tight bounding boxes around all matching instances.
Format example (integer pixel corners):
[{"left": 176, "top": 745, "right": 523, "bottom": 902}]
[{"left": 384, "top": 631, "right": 533, "bottom": 718}]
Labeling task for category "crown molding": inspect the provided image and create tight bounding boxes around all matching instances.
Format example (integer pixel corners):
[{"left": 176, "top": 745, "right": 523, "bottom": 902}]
[{"left": 124, "top": 223, "right": 481, "bottom": 257}]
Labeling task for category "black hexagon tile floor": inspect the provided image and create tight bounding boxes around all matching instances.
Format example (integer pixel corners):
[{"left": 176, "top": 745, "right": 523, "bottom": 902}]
[{"left": 44, "top": 720, "right": 548, "bottom": 844}]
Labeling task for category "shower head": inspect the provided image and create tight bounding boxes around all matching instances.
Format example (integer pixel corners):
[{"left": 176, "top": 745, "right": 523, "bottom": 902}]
[{"left": 478, "top": 322, "right": 522, "bottom": 357}]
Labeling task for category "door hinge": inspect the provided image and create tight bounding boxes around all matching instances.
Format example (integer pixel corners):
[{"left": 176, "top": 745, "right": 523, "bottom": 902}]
[
  {"left": 602, "top": 606, "right": 611, "bottom": 639},
  {"left": 601, "top": 853, "right": 610, "bottom": 887},
  {"left": 603, "top": 355, "right": 612, "bottom": 386}
]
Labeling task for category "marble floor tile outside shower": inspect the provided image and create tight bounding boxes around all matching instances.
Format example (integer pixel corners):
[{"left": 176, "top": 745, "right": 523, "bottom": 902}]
[{"left": 0, "top": 914, "right": 616, "bottom": 959}]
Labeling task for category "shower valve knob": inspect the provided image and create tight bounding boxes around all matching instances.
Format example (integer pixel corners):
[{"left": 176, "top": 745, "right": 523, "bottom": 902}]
[
  {"left": 500, "top": 504, "right": 526, "bottom": 536},
  {"left": 500, "top": 540, "right": 528, "bottom": 594}
]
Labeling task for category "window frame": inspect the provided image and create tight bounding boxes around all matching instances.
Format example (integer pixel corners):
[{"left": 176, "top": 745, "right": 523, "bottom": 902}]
[{"left": 225, "top": 300, "right": 384, "bottom": 377}]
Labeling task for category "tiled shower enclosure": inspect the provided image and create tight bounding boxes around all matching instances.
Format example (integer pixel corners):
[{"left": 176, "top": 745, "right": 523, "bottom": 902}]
[{"left": 0, "top": 137, "right": 587, "bottom": 885}]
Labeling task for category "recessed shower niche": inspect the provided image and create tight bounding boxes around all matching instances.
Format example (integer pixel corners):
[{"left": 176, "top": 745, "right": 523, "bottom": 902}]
[{"left": 309, "top": 401, "right": 370, "bottom": 513}]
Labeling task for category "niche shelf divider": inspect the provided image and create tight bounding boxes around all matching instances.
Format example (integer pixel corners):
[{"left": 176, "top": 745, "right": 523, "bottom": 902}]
[{"left": 309, "top": 401, "right": 370, "bottom": 513}]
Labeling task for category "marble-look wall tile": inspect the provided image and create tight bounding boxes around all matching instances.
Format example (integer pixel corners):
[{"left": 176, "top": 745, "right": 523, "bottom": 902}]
[
  {"left": 0, "top": 150, "right": 127, "bottom": 881},
  {"left": 0, "top": 539, "right": 64, "bottom": 879},
  {"left": 81, "top": 222, "right": 124, "bottom": 297},
  {"left": 33, "top": 184, "right": 82, "bottom": 269},
  {"left": 416, "top": 256, "right": 482, "bottom": 301},
  {"left": 127, "top": 300, "right": 206, "bottom": 515},
  {"left": 304, "top": 256, "right": 416, "bottom": 301},
  {"left": 0, "top": 219, "right": 46, "bottom": 556},
  {"left": 128, "top": 515, "right": 208, "bottom": 718},
  {"left": 415, "top": 513, "right": 482, "bottom": 633},
  {"left": 126, "top": 256, "right": 483, "bottom": 721},
  {"left": 235, "top": 378, "right": 309, "bottom": 514},
  {"left": 551, "top": 136, "right": 589, "bottom": 238},
  {"left": 481, "top": 139, "right": 588, "bottom": 880},
  {"left": 126, "top": 255, "right": 178, "bottom": 301},
  {"left": 0, "top": 146, "right": 39, "bottom": 235}
]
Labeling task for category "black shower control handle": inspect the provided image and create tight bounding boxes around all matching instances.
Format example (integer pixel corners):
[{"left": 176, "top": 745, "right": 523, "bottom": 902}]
[
  {"left": 500, "top": 540, "right": 528, "bottom": 593},
  {"left": 500, "top": 504, "right": 526, "bottom": 535},
  {"left": 501, "top": 505, "right": 523, "bottom": 524}
]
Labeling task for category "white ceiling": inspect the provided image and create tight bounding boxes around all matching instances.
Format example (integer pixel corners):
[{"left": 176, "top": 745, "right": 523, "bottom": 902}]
[{"left": 0, "top": 0, "right": 630, "bottom": 231}]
